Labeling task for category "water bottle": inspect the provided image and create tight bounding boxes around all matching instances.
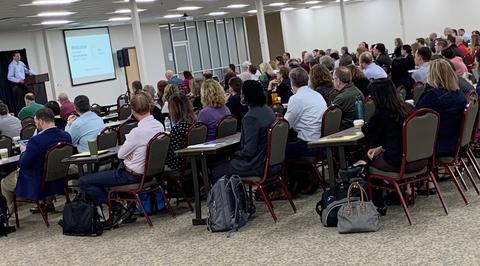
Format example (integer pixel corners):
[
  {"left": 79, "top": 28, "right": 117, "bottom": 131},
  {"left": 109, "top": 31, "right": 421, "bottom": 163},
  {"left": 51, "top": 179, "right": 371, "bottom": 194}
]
[
  {"left": 164, "top": 117, "right": 172, "bottom": 132},
  {"left": 355, "top": 96, "right": 364, "bottom": 120}
]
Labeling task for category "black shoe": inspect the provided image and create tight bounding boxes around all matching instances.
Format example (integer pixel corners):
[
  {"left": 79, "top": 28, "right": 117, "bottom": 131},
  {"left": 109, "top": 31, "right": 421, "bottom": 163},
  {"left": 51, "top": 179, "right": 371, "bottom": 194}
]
[
  {"left": 122, "top": 203, "right": 138, "bottom": 224},
  {"left": 30, "top": 203, "right": 55, "bottom": 214},
  {"left": 377, "top": 207, "right": 388, "bottom": 216}
]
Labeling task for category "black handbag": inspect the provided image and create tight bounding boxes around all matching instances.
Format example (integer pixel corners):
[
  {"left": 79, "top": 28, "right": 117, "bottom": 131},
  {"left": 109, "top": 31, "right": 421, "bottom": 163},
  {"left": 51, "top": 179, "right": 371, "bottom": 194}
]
[{"left": 60, "top": 194, "right": 103, "bottom": 237}]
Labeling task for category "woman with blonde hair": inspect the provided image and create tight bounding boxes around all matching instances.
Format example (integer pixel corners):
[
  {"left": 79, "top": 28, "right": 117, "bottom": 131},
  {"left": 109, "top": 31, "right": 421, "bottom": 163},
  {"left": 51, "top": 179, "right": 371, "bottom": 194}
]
[
  {"left": 190, "top": 78, "right": 203, "bottom": 111},
  {"left": 161, "top": 84, "right": 179, "bottom": 114},
  {"left": 198, "top": 79, "right": 231, "bottom": 141},
  {"left": 416, "top": 59, "right": 467, "bottom": 156},
  {"left": 258, "top": 62, "right": 275, "bottom": 89},
  {"left": 394, "top": 37, "right": 403, "bottom": 58}
]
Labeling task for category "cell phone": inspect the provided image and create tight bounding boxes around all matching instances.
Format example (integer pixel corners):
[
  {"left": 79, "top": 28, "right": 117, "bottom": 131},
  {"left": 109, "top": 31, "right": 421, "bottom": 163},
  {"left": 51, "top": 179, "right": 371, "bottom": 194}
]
[{"left": 18, "top": 140, "right": 28, "bottom": 146}]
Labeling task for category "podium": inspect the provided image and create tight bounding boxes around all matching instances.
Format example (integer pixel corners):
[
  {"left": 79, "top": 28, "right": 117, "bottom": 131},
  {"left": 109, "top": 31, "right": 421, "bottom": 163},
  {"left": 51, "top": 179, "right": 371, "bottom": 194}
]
[{"left": 24, "top": 74, "right": 49, "bottom": 105}]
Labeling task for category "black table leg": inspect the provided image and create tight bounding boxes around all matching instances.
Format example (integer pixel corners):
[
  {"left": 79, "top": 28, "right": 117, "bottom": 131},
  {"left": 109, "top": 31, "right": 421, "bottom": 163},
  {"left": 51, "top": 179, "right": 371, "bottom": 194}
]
[
  {"left": 191, "top": 156, "right": 206, "bottom": 225},
  {"left": 200, "top": 155, "right": 210, "bottom": 193},
  {"left": 326, "top": 147, "right": 336, "bottom": 186},
  {"left": 338, "top": 147, "right": 347, "bottom": 169},
  {"left": 78, "top": 164, "right": 85, "bottom": 177}
]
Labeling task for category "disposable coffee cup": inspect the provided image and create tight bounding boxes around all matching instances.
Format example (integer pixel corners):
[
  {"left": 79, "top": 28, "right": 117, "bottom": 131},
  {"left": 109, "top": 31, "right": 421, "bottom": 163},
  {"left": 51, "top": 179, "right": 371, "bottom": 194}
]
[
  {"left": 88, "top": 139, "right": 98, "bottom": 156},
  {"left": 405, "top": 99, "right": 415, "bottom": 106},
  {"left": 12, "top": 136, "right": 20, "bottom": 145},
  {"left": 353, "top": 119, "right": 364, "bottom": 129},
  {"left": 0, "top": 148, "right": 8, "bottom": 160}
]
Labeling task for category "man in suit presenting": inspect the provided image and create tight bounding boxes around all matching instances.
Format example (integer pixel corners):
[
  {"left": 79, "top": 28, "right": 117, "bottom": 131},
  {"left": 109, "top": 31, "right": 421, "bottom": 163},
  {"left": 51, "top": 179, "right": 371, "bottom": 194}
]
[{"left": 7, "top": 51, "right": 34, "bottom": 112}]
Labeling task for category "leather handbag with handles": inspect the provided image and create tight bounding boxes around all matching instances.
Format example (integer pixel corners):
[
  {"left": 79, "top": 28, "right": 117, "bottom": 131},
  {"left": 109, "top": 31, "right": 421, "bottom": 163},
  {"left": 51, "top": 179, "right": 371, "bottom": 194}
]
[{"left": 337, "top": 182, "right": 380, "bottom": 234}]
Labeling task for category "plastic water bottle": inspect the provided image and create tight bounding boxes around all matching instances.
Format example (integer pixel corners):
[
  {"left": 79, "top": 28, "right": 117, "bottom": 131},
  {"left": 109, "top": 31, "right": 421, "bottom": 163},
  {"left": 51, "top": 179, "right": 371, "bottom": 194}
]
[
  {"left": 355, "top": 96, "right": 364, "bottom": 120},
  {"left": 164, "top": 117, "right": 171, "bottom": 132}
]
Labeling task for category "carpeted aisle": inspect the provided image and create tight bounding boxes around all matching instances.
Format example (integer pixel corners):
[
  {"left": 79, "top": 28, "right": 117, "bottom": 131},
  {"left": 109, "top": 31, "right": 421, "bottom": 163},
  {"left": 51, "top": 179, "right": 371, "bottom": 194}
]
[{"left": 2, "top": 180, "right": 480, "bottom": 265}]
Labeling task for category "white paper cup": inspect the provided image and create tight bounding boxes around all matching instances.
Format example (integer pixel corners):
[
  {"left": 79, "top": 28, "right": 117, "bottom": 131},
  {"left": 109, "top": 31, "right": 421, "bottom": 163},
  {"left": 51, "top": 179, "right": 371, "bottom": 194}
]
[
  {"left": 12, "top": 136, "right": 20, "bottom": 145},
  {"left": 353, "top": 119, "right": 364, "bottom": 129},
  {"left": 0, "top": 148, "right": 8, "bottom": 160}
]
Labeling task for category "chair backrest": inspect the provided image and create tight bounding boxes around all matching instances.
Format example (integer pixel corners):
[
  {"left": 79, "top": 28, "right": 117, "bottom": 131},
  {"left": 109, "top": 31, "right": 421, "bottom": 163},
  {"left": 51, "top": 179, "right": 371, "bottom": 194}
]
[
  {"left": 267, "top": 119, "right": 289, "bottom": 167},
  {"left": 321, "top": 105, "right": 342, "bottom": 137},
  {"left": 118, "top": 120, "right": 138, "bottom": 145},
  {"left": 21, "top": 117, "right": 34, "bottom": 127},
  {"left": 216, "top": 115, "right": 237, "bottom": 139},
  {"left": 412, "top": 82, "right": 425, "bottom": 104},
  {"left": 144, "top": 133, "right": 170, "bottom": 181},
  {"left": 0, "top": 135, "right": 12, "bottom": 156},
  {"left": 90, "top": 104, "right": 102, "bottom": 116},
  {"left": 403, "top": 109, "right": 439, "bottom": 167},
  {"left": 363, "top": 97, "right": 376, "bottom": 122},
  {"left": 397, "top": 85, "right": 407, "bottom": 101},
  {"left": 117, "top": 94, "right": 129, "bottom": 109},
  {"left": 97, "top": 128, "right": 118, "bottom": 150},
  {"left": 186, "top": 122, "right": 208, "bottom": 146},
  {"left": 271, "top": 104, "right": 285, "bottom": 117},
  {"left": 42, "top": 143, "right": 74, "bottom": 188},
  {"left": 460, "top": 97, "right": 479, "bottom": 148},
  {"left": 118, "top": 104, "right": 132, "bottom": 121},
  {"left": 20, "top": 124, "right": 36, "bottom": 140}
]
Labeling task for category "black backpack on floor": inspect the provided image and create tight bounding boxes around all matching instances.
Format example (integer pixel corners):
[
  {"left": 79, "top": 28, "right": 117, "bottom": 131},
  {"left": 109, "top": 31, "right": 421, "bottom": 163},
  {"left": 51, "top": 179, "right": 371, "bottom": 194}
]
[{"left": 60, "top": 194, "right": 103, "bottom": 237}]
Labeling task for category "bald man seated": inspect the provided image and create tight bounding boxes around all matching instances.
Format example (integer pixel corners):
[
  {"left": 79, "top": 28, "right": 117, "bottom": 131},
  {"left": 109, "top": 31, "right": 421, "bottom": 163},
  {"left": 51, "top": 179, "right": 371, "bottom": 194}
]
[{"left": 165, "top": 70, "right": 183, "bottom": 87}]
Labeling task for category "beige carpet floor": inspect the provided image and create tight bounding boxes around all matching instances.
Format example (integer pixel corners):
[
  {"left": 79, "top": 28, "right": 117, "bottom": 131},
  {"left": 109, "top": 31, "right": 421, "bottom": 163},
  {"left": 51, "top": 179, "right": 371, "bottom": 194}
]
[{"left": 3, "top": 179, "right": 480, "bottom": 265}]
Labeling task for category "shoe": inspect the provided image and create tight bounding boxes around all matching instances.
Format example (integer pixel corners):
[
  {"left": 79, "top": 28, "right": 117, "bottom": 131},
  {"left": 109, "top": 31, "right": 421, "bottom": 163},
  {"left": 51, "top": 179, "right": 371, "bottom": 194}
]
[
  {"left": 122, "top": 203, "right": 138, "bottom": 224},
  {"left": 377, "top": 207, "right": 388, "bottom": 216},
  {"left": 30, "top": 203, "right": 55, "bottom": 214}
]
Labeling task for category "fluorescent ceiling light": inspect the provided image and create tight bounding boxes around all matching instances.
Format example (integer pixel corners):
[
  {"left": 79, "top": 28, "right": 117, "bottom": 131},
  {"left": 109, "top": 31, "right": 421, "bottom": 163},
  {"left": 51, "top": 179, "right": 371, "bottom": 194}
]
[
  {"left": 336, "top": 0, "right": 350, "bottom": 2},
  {"left": 247, "top": 10, "right": 257, "bottom": 13},
  {"left": 32, "top": 0, "right": 79, "bottom": 5},
  {"left": 311, "top": 5, "right": 324, "bottom": 8},
  {"left": 176, "top": 6, "right": 202, "bottom": 11},
  {"left": 226, "top": 4, "right": 248, "bottom": 8},
  {"left": 108, "top": 16, "right": 131, "bottom": 21},
  {"left": 114, "top": 8, "right": 146, "bottom": 14},
  {"left": 208, "top": 11, "right": 228, "bottom": 16},
  {"left": 268, "top": 2, "right": 287, "bottom": 6},
  {"left": 163, "top": 14, "right": 183, "bottom": 18},
  {"left": 305, "top": 1, "right": 321, "bottom": 4},
  {"left": 281, "top": 7, "right": 295, "bottom": 11},
  {"left": 40, "top": 20, "right": 72, "bottom": 25},
  {"left": 36, "top": 11, "right": 75, "bottom": 17},
  {"left": 121, "top": 0, "right": 155, "bottom": 2}
]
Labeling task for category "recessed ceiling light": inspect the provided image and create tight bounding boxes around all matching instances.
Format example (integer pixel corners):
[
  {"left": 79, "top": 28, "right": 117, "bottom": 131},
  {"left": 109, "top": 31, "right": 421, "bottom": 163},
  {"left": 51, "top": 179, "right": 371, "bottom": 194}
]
[
  {"left": 268, "top": 2, "right": 287, "bottom": 6},
  {"left": 208, "top": 11, "right": 228, "bottom": 16},
  {"left": 281, "top": 7, "right": 295, "bottom": 11},
  {"left": 114, "top": 8, "right": 146, "bottom": 14},
  {"left": 226, "top": 4, "right": 248, "bottom": 8},
  {"left": 247, "top": 10, "right": 257, "bottom": 13},
  {"left": 311, "top": 5, "right": 324, "bottom": 8},
  {"left": 32, "top": 0, "right": 79, "bottom": 5},
  {"left": 176, "top": 6, "right": 202, "bottom": 11},
  {"left": 40, "top": 20, "right": 72, "bottom": 25},
  {"left": 108, "top": 17, "right": 131, "bottom": 21},
  {"left": 305, "top": 0, "right": 321, "bottom": 4},
  {"left": 36, "top": 11, "right": 75, "bottom": 17},
  {"left": 163, "top": 14, "right": 183, "bottom": 18}
]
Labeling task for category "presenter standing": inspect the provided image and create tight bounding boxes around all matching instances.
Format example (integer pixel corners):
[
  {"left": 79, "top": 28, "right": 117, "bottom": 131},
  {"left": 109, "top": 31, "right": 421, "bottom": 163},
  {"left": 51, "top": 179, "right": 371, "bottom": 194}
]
[{"left": 7, "top": 51, "right": 34, "bottom": 113}]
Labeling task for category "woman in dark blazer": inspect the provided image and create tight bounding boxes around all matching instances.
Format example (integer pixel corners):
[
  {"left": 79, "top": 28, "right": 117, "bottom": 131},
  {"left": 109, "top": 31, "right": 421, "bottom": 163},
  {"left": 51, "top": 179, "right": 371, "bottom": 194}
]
[{"left": 212, "top": 80, "right": 276, "bottom": 181}]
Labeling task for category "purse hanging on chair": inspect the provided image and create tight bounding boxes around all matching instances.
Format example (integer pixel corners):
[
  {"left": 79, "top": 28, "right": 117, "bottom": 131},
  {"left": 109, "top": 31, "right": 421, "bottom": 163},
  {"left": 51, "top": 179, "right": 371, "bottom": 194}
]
[{"left": 337, "top": 182, "right": 380, "bottom": 234}]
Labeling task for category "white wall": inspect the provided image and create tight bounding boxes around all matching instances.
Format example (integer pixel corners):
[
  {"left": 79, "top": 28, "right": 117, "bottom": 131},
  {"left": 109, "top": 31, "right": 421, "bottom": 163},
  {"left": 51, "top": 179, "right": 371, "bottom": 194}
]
[
  {"left": 0, "top": 23, "right": 166, "bottom": 106},
  {"left": 281, "top": 0, "right": 480, "bottom": 59}
]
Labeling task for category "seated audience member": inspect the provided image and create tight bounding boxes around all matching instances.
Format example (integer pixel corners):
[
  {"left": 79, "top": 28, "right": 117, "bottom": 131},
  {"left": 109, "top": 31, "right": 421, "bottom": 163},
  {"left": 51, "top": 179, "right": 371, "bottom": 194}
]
[
  {"left": 249, "top": 65, "right": 260, "bottom": 81},
  {"left": 358, "top": 41, "right": 369, "bottom": 50},
  {"left": 156, "top": 80, "right": 168, "bottom": 107},
  {"left": 373, "top": 43, "right": 392, "bottom": 72},
  {"left": 239, "top": 61, "right": 252, "bottom": 81},
  {"left": 190, "top": 78, "right": 203, "bottom": 112},
  {"left": 45, "top": 101, "right": 66, "bottom": 130},
  {"left": 165, "top": 70, "right": 184, "bottom": 87},
  {"left": 144, "top": 85, "right": 164, "bottom": 123},
  {"left": 223, "top": 64, "right": 237, "bottom": 91},
  {"left": 412, "top": 47, "right": 432, "bottom": 83},
  {"left": 131, "top": 80, "right": 143, "bottom": 95},
  {"left": 331, "top": 52, "right": 340, "bottom": 70},
  {"left": 391, "top": 57, "right": 415, "bottom": 91},
  {"left": 401, "top": 45, "right": 416, "bottom": 70},
  {"left": 198, "top": 79, "right": 231, "bottom": 141},
  {"left": 456, "top": 36, "right": 469, "bottom": 57},
  {"left": 339, "top": 54, "right": 353, "bottom": 67},
  {"left": 1, "top": 108, "right": 72, "bottom": 213},
  {"left": 269, "top": 60, "right": 278, "bottom": 71},
  {"left": 18, "top": 93, "right": 43, "bottom": 120},
  {"left": 0, "top": 103, "right": 21, "bottom": 138},
  {"left": 161, "top": 84, "right": 180, "bottom": 114},
  {"left": 428, "top": 33, "right": 437, "bottom": 53},
  {"left": 283, "top": 52, "right": 291, "bottom": 63},
  {"left": 310, "top": 64, "right": 334, "bottom": 105},
  {"left": 203, "top": 71, "right": 213, "bottom": 80},
  {"left": 226, "top": 77, "right": 247, "bottom": 130},
  {"left": 212, "top": 80, "right": 276, "bottom": 181},
  {"left": 182, "top": 71, "right": 193, "bottom": 94},
  {"left": 331, "top": 67, "right": 365, "bottom": 130},
  {"left": 411, "top": 42, "right": 421, "bottom": 56},
  {"left": 442, "top": 48, "right": 468, "bottom": 76},
  {"left": 259, "top": 62, "right": 275, "bottom": 89},
  {"left": 416, "top": 59, "right": 467, "bottom": 157},
  {"left": 275, "top": 55, "right": 285, "bottom": 69},
  {"left": 446, "top": 35, "right": 465, "bottom": 60},
  {"left": 393, "top": 38, "right": 403, "bottom": 58},
  {"left": 57, "top": 92, "right": 75, "bottom": 120},
  {"left": 268, "top": 66, "right": 293, "bottom": 104},
  {"left": 360, "top": 52, "right": 388, "bottom": 80},
  {"left": 284, "top": 68, "right": 327, "bottom": 158},
  {"left": 166, "top": 93, "right": 197, "bottom": 171},
  {"left": 79, "top": 92, "right": 164, "bottom": 221},
  {"left": 347, "top": 64, "right": 370, "bottom": 97},
  {"left": 65, "top": 95, "right": 105, "bottom": 153},
  {"left": 301, "top": 52, "right": 314, "bottom": 72},
  {"left": 319, "top": 56, "right": 335, "bottom": 73}
]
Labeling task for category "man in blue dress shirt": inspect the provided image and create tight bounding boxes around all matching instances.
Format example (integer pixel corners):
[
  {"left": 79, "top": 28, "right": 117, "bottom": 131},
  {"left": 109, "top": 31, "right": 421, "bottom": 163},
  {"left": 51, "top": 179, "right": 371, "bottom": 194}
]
[{"left": 7, "top": 51, "right": 34, "bottom": 112}]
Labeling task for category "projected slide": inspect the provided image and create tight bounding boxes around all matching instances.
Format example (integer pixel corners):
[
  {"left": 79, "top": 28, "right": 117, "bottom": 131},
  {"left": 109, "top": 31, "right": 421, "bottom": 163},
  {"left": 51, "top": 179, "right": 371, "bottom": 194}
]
[{"left": 64, "top": 27, "right": 116, "bottom": 86}]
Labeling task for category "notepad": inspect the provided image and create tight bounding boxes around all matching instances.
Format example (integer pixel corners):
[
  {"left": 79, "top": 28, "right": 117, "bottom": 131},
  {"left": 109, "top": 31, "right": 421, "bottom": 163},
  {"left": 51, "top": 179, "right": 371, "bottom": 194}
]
[
  {"left": 188, "top": 141, "right": 223, "bottom": 149},
  {"left": 324, "top": 135, "right": 358, "bottom": 141},
  {"left": 72, "top": 150, "right": 109, "bottom": 157}
]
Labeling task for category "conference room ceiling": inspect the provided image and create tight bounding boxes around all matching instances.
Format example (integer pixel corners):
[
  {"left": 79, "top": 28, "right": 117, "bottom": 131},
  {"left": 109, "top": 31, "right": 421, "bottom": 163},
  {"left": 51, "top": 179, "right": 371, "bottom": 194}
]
[{"left": 0, "top": 0, "right": 365, "bottom": 32}]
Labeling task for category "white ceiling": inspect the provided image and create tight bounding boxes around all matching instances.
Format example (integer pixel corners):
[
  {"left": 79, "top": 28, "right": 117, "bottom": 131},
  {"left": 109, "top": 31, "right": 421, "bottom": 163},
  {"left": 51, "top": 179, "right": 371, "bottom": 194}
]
[{"left": 0, "top": 0, "right": 363, "bottom": 32}]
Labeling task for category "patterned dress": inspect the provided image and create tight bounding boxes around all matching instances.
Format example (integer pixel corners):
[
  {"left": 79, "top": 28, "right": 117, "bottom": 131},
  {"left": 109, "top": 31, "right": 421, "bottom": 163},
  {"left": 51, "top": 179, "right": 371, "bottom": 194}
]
[{"left": 166, "top": 121, "right": 192, "bottom": 170}]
